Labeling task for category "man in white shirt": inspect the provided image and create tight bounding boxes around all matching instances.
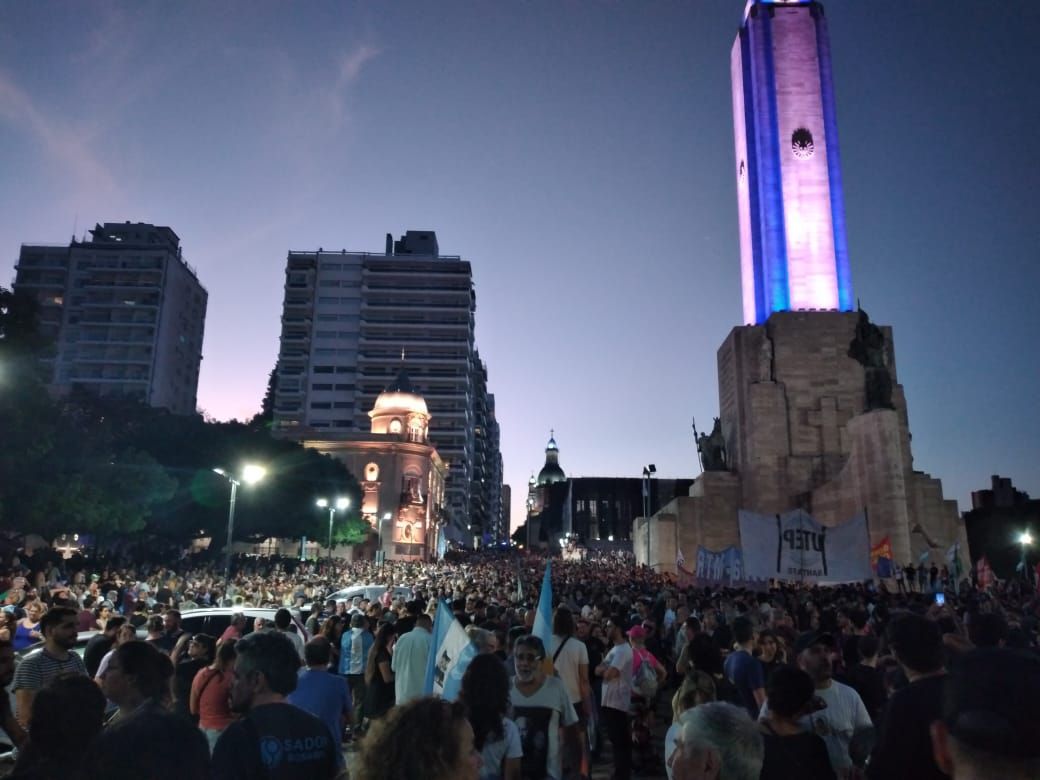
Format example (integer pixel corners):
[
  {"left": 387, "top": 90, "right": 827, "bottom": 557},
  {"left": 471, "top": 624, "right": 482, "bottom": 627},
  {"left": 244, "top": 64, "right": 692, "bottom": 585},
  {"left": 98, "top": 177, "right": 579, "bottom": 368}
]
[
  {"left": 596, "top": 617, "right": 634, "bottom": 780},
  {"left": 790, "top": 631, "right": 872, "bottom": 774},
  {"left": 391, "top": 613, "right": 432, "bottom": 705},
  {"left": 511, "top": 635, "right": 578, "bottom": 780}
]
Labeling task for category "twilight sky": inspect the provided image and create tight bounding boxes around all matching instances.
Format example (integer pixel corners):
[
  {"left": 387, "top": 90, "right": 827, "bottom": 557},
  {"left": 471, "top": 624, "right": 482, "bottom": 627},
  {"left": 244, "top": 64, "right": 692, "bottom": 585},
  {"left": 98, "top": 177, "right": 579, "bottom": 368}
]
[{"left": 2, "top": 1, "right": 1038, "bottom": 531}]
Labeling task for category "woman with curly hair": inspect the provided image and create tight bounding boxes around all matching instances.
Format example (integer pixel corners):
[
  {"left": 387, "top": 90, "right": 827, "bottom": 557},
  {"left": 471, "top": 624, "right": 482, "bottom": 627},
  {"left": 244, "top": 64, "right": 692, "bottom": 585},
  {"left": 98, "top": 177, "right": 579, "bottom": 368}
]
[
  {"left": 355, "top": 696, "right": 481, "bottom": 780},
  {"left": 461, "top": 653, "right": 522, "bottom": 780}
]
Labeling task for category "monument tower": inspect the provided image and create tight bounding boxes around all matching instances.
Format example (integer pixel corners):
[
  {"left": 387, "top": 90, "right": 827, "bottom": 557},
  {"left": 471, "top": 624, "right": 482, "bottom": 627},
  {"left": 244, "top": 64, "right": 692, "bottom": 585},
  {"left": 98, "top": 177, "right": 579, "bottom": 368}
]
[{"left": 641, "top": 0, "right": 967, "bottom": 575}]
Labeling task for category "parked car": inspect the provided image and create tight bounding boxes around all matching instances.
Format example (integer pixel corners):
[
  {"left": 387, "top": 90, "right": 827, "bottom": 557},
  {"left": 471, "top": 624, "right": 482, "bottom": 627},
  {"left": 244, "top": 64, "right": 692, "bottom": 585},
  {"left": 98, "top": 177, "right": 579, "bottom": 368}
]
[
  {"left": 324, "top": 584, "right": 414, "bottom": 605},
  {"left": 179, "top": 606, "right": 310, "bottom": 642}
]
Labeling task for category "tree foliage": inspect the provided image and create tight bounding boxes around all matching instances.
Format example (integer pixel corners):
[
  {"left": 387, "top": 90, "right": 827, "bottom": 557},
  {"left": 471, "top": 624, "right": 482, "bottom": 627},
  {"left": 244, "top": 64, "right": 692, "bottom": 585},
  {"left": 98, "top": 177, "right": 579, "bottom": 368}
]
[{"left": 0, "top": 294, "right": 362, "bottom": 547}]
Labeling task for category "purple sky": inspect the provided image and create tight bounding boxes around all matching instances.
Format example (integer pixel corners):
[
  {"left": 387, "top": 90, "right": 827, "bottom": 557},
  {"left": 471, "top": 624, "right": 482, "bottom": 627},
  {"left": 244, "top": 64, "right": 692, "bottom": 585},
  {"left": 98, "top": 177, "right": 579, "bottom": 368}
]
[{"left": 2, "top": 1, "right": 1038, "bottom": 531}]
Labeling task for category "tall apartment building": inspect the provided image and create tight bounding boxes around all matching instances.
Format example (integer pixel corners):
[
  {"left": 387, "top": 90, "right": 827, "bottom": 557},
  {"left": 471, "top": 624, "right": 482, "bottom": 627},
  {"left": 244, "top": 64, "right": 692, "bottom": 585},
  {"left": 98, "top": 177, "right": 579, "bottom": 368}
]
[
  {"left": 273, "top": 230, "right": 500, "bottom": 534},
  {"left": 13, "top": 222, "right": 207, "bottom": 415}
]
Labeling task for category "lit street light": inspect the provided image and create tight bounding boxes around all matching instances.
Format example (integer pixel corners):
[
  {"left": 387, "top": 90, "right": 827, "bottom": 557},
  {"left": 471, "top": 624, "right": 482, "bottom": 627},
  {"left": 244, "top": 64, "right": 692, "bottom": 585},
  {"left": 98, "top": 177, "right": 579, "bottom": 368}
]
[
  {"left": 1020, "top": 530, "right": 1033, "bottom": 585},
  {"left": 317, "top": 497, "right": 350, "bottom": 559},
  {"left": 213, "top": 464, "right": 266, "bottom": 587}
]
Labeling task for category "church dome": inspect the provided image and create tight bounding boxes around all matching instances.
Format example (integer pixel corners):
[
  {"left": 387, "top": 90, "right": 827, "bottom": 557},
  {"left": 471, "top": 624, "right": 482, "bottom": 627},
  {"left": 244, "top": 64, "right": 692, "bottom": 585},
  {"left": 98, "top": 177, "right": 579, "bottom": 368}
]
[
  {"left": 371, "top": 366, "right": 428, "bottom": 417},
  {"left": 536, "top": 430, "right": 566, "bottom": 486}
]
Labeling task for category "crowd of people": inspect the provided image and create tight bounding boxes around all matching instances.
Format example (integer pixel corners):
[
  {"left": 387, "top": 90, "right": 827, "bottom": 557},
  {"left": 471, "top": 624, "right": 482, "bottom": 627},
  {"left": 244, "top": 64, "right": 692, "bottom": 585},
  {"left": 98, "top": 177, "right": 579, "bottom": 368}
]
[{"left": 0, "top": 542, "right": 1039, "bottom": 779}]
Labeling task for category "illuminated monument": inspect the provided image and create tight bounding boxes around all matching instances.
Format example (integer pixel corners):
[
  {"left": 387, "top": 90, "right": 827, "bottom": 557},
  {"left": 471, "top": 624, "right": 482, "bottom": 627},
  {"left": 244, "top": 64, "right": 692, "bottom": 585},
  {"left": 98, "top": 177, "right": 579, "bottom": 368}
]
[
  {"left": 731, "top": 0, "right": 853, "bottom": 324},
  {"left": 638, "top": 0, "right": 968, "bottom": 575}
]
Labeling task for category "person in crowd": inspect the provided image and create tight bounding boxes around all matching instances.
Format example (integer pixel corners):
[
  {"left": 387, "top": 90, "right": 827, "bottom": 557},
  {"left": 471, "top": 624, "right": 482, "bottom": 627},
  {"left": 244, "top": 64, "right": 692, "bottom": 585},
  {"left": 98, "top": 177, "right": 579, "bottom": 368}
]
[
  {"left": 664, "top": 676, "right": 715, "bottom": 780},
  {"left": 724, "top": 615, "right": 766, "bottom": 719},
  {"left": 341, "top": 611, "right": 373, "bottom": 733},
  {"left": 595, "top": 617, "right": 633, "bottom": 780},
  {"left": 758, "top": 665, "right": 835, "bottom": 780},
  {"left": 144, "top": 614, "right": 165, "bottom": 646},
  {"left": 674, "top": 616, "right": 702, "bottom": 677},
  {"left": 157, "top": 608, "right": 185, "bottom": 654},
  {"left": 364, "top": 620, "right": 397, "bottom": 724},
  {"left": 85, "top": 704, "right": 211, "bottom": 780},
  {"left": 274, "top": 607, "right": 305, "bottom": 659},
  {"left": 929, "top": 647, "right": 1040, "bottom": 780},
  {"left": 667, "top": 701, "right": 764, "bottom": 780},
  {"left": 12, "top": 606, "right": 85, "bottom": 729},
  {"left": 10, "top": 675, "right": 106, "bottom": 780},
  {"left": 391, "top": 610, "right": 432, "bottom": 705},
  {"left": 100, "top": 639, "right": 175, "bottom": 721},
  {"left": 843, "top": 634, "right": 885, "bottom": 726},
  {"left": 756, "top": 628, "right": 785, "bottom": 680},
  {"left": 512, "top": 634, "right": 579, "bottom": 780},
  {"left": 792, "top": 631, "right": 873, "bottom": 776},
  {"left": 171, "top": 632, "right": 215, "bottom": 722},
  {"left": 287, "top": 637, "right": 351, "bottom": 765},
  {"left": 688, "top": 633, "right": 741, "bottom": 707},
  {"left": 219, "top": 612, "right": 247, "bottom": 643},
  {"left": 550, "top": 606, "right": 590, "bottom": 780},
  {"left": 93, "top": 621, "right": 137, "bottom": 684},
  {"left": 12, "top": 600, "right": 43, "bottom": 652},
  {"left": 461, "top": 653, "right": 522, "bottom": 780},
  {"left": 211, "top": 630, "right": 338, "bottom": 779},
  {"left": 867, "top": 613, "right": 946, "bottom": 779},
  {"left": 354, "top": 697, "right": 481, "bottom": 780},
  {"left": 0, "top": 639, "right": 26, "bottom": 750},
  {"left": 83, "top": 614, "right": 126, "bottom": 679},
  {"left": 319, "top": 613, "right": 345, "bottom": 671},
  {"left": 191, "top": 638, "right": 238, "bottom": 753}
]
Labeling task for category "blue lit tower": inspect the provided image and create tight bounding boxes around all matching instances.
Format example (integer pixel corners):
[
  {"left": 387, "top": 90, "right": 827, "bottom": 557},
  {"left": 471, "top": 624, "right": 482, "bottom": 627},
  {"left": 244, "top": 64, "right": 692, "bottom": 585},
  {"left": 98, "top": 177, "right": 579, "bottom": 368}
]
[{"left": 731, "top": 0, "right": 853, "bottom": 325}]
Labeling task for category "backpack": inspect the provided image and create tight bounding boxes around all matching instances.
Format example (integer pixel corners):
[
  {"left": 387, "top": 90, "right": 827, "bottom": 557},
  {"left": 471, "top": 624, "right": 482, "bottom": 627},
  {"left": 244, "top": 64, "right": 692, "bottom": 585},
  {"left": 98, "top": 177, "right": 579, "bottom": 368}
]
[{"left": 634, "top": 652, "right": 658, "bottom": 699}]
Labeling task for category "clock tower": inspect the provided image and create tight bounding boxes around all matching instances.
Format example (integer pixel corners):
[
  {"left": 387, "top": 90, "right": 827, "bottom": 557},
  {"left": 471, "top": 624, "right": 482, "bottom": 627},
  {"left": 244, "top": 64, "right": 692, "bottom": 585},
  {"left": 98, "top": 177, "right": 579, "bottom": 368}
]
[{"left": 732, "top": 0, "right": 854, "bottom": 325}]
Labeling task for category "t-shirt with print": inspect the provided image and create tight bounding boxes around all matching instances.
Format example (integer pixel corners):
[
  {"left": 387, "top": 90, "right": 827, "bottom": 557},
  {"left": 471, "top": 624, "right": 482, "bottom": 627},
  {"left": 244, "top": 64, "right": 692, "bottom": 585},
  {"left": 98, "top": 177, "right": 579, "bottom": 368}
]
[
  {"left": 510, "top": 675, "right": 578, "bottom": 780},
  {"left": 479, "top": 716, "right": 523, "bottom": 780},
  {"left": 600, "top": 642, "right": 633, "bottom": 713},
  {"left": 211, "top": 701, "right": 339, "bottom": 780}
]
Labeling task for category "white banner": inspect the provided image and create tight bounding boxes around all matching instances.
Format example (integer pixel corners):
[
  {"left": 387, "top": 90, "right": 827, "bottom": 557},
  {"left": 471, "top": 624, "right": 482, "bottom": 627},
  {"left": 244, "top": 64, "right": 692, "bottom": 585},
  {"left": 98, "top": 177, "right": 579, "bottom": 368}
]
[{"left": 738, "top": 509, "right": 872, "bottom": 583}]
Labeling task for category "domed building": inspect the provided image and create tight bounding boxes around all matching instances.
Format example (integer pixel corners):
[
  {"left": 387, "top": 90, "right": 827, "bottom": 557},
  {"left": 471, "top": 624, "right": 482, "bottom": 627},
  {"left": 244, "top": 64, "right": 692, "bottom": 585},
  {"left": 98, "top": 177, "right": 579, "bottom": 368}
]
[
  {"left": 304, "top": 364, "right": 447, "bottom": 562},
  {"left": 536, "top": 432, "right": 567, "bottom": 486}
]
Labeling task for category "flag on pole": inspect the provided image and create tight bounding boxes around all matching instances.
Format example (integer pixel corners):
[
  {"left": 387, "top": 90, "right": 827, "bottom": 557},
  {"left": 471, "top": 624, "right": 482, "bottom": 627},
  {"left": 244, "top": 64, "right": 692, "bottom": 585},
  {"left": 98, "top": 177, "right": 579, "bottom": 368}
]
[
  {"left": 918, "top": 550, "right": 930, "bottom": 565},
  {"left": 423, "top": 600, "right": 470, "bottom": 698},
  {"left": 532, "top": 560, "right": 554, "bottom": 675},
  {"left": 676, "top": 548, "right": 686, "bottom": 569},
  {"left": 871, "top": 537, "right": 894, "bottom": 578}
]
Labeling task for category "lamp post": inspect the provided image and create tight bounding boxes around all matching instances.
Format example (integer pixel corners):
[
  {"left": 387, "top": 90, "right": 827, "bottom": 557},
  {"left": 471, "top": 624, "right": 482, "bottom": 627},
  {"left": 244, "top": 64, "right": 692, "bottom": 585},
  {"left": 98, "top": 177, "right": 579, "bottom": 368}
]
[
  {"left": 213, "top": 464, "right": 266, "bottom": 588},
  {"left": 376, "top": 512, "right": 391, "bottom": 566},
  {"left": 317, "top": 497, "right": 350, "bottom": 559},
  {"left": 642, "top": 464, "right": 656, "bottom": 570},
  {"left": 1020, "top": 531, "right": 1033, "bottom": 585}
]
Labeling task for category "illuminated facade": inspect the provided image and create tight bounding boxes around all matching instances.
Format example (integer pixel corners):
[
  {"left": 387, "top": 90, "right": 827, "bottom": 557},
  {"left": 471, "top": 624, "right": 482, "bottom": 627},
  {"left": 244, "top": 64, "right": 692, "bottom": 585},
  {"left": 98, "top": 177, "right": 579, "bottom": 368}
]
[{"left": 731, "top": 0, "right": 853, "bottom": 324}]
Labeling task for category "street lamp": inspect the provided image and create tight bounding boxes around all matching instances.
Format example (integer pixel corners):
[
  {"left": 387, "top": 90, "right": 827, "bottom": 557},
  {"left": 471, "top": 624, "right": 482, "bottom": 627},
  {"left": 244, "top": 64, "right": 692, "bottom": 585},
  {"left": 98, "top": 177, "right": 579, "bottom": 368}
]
[
  {"left": 1020, "top": 531, "right": 1033, "bottom": 584},
  {"left": 316, "top": 497, "right": 350, "bottom": 558},
  {"left": 642, "top": 464, "right": 656, "bottom": 570},
  {"left": 213, "top": 464, "right": 266, "bottom": 587},
  {"left": 376, "top": 512, "right": 392, "bottom": 566}
]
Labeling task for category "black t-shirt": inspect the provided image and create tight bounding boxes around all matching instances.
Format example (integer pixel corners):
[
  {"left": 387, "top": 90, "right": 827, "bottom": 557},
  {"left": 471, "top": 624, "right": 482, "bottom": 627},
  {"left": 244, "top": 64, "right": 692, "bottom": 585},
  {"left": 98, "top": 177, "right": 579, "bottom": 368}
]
[
  {"left": 83, "top": 633, "right": 114, "bottom": 679},
  {"left": 211, "top": 702, "right": 338, "bottom": 780},
  {"left": 174, "top": 658, "right": 207, "bottom": 718},
  {"left": 844, "top": 663, "right": 886, "bottom": 725},
  {"left": 760, "top": 730, "right": 836, "bottom": 780},
  {"left": 866, "top": 674, "right": 946, "bottom": 780}
]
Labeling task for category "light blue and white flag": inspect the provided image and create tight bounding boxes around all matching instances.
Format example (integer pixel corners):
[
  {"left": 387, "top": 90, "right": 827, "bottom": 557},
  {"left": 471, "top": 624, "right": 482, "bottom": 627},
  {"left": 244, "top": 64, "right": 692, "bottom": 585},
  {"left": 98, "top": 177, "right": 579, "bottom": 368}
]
[
  {"left": 422, "top": 600, "right": 470, "bottom": 698},
  {"left": 532, "top": 560, "right": 553, "bottom": 673}
]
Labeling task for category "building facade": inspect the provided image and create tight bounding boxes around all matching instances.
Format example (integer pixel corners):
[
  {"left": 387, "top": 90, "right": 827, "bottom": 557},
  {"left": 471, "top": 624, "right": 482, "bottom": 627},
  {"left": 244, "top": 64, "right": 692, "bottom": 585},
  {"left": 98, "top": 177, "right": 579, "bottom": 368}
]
[
  {"left": 272, "top": 230, "right": 500, "bottom": 540},
  {"left": 13, "top": 222, "right": 207, "bottom": 414},
  {"left": 303, "top": 367, "right": 447, "bottom": 562}
]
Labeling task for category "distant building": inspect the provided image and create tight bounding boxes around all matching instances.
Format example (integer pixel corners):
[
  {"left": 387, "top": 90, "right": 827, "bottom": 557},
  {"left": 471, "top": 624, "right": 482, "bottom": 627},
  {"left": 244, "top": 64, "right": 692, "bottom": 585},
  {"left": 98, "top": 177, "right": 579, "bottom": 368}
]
[
  {"left": 963, "top": 475, "right": 1040, "bottom": 580},
  {"left": 520, "top": 433, "right": 693, "bottom": 549},
  {"left": 272, "top": 231, "right": 501, "bottom": 542},
  {"left": 13, "top": 222, "right": 207, "bottom": 415},
  {"left": 303, "top": 365, "right": 447, "bottom": 562}
]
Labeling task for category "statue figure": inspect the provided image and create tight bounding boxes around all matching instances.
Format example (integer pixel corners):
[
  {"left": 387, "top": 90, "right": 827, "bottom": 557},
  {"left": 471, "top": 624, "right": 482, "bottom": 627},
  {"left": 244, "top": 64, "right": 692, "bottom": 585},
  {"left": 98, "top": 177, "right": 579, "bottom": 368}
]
[
  {"left": 848, "top": 307, "right": 894, "bottom": 411},
  {"left": 696, "top": 417, "right": 729, "bottom": 471}
]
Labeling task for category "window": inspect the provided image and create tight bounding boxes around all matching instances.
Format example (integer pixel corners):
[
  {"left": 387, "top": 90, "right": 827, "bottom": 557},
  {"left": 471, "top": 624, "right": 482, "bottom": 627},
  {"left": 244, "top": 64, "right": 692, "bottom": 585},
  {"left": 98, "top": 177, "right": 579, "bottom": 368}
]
[
  {"left": 389, "top": 419, "right": 402, "bottom": 434},
  {"left": 310, "top": 402, "right": 332, "bottom": 409},
  {"left": 313, "top": 366, "right": 334, "bottom": 374},
  {"left": 311, "top": 383, "right": 333, "bottom": 391},
  {"left": 333, "top": 402, "right": 353, "bottom": 409}
]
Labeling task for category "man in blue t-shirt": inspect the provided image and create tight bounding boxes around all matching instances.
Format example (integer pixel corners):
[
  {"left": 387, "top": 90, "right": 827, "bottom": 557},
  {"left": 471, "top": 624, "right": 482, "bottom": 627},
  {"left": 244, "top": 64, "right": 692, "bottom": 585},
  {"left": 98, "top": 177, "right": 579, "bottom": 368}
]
[
  {"left": 287, "top": 637, "right": 352, "bottom": 762},
  {"left": 724, "top": 615, "right": 766, "bottom": 719}
]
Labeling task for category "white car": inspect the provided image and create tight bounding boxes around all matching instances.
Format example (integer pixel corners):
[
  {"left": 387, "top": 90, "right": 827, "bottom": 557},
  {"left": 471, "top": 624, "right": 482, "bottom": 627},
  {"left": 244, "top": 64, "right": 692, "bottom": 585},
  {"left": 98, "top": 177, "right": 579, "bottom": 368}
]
[
  {"left": 179, "top": 606, "right": 310, "bottom": 642},
  {"left": 324, "top": 584, "right": 414, "bottom": 605}
]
